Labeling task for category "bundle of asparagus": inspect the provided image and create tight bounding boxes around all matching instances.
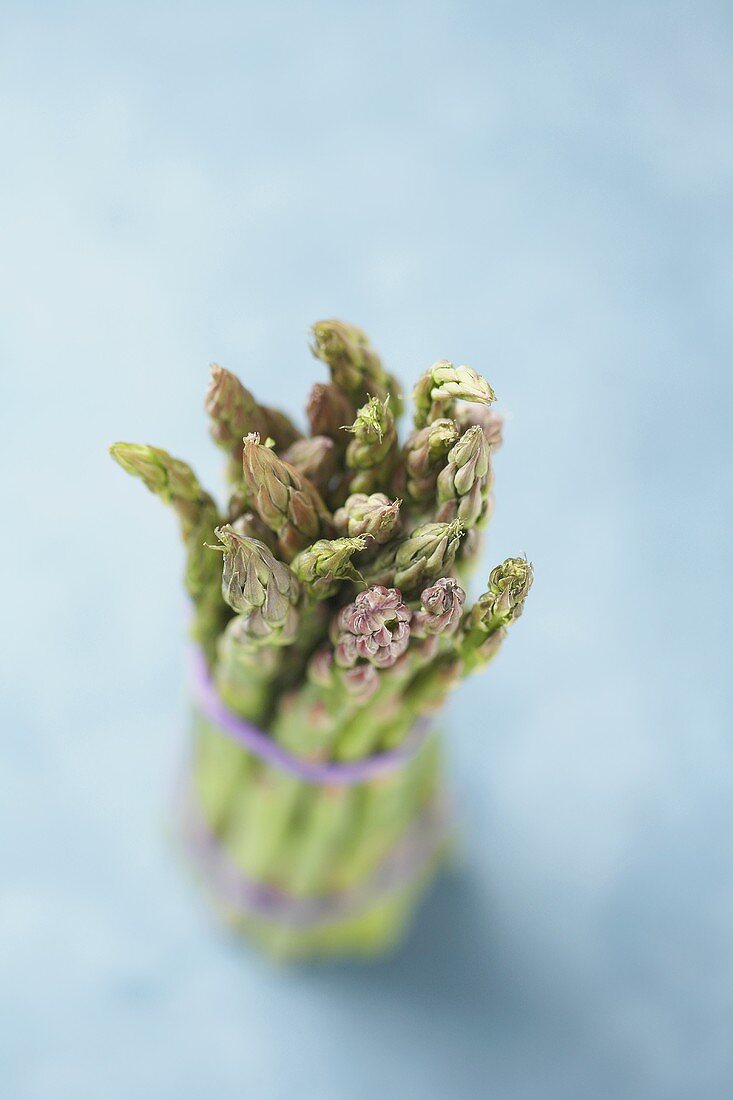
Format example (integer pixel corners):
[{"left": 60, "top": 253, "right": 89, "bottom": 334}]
[{"left": 110, "top": 319, "right": 532, "bottom": 959}]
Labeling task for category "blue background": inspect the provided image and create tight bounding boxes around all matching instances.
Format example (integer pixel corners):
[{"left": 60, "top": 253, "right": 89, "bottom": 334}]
[{"left": 2, "top": 3, "right": 732, "bottom": 1097}]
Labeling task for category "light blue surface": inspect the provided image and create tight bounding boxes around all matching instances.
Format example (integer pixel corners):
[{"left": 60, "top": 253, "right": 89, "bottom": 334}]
[{"left": 1, "top": 4, "right": 732, "bottom": 1098}]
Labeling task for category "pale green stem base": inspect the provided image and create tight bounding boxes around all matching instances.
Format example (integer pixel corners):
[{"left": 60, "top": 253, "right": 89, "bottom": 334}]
[{"left": 185, "top": 708, "right": 449, "bottom": 959}]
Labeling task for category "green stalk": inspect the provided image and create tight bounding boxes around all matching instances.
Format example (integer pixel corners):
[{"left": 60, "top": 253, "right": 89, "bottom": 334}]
[
  {"left": 363, "top": 519, "right": 465, "bottom": 596},
  {"left": 281, "top": 436, "right": 336, "bottom": 498},
  {"left": 412, "top": 361, "right": 496, "bottom": 428},
  {"left": 344, "top": 395, "right": 399, "bottom": 496},
  {"left": 278, "top": 785, "right": 353, "bottom": 897},
  {"left": 310, "top": 319, "right": 402, "bottom": 415},
  {"left": 241, "top": 434, "right": 332, "bottom": 561},
  {"left": 306, "top": 382, "right": 355, "bottom": 456},
  {"left": 435, "top": 425, "right": 492, "bottom": 527},
  {"left": 109, "top": 442, "right": 228, "bottom": 661},
  {"left": 206, "top": 363, "right": 301, "bottom": 484},
  {"left": 333, "top": 492, "right": 402, "bottom": 558},
  {"left": 399, "top": 418, "right": 459, "bottom": 508}
]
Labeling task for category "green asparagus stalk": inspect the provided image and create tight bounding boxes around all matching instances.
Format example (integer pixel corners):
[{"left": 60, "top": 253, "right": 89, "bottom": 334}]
[
  {"left": 331, "top": 739, "right": 439, "bottom": 892},
  {"left": 223, "top": 653, "right": 378, "bottom": 884},
  {"left": 214, "top": 525, "right": 301, "bottom": 643},
  {"left": 109, "top": 442, "right": 228, "bottom": 659},
  {"left": 343, "top": 395, "right": 399, "bottom": 496},
  {"left": 205, "top": 364, "right": 301, "bottom": 482},
  {"left": 292, "top": 580, "right": 466, "bottom": 900},
  {"left": 215, "top": 619, "right": 283, "bottom": 724},
  {"left": 398, "top": 418, "right": 459, "bottom": 507},
  {"left": 435, "top": 425, "right": 492, "bottom": 527},
  {"left": 333, "top": 492, "right": 402, "bottom": 561},
  {"left": 272, "top": 651, "right": 380, "bottom": 757},
  {"left": 364, "top": 519, "right": 465, "bottom": 595},
  {"left": 206, "top": 363, "right": 266, "bottom": 481},
  {"left": 306, "top": 382, "right": 355, "bottom": 453},
  {"left": 226, "top": 509, "right": 279, "bottom": 553},
  {"left": 264, "top": 582, "right": 422, "bottom": 903},
  {"left": 281, "top": 436, "right": 336, "bottom": 498},
  {"left": 280, "top": 785, "right": 353, "bottom": 896},
  {"left": 291, "top": 536, "right": 367, "bottom": 599},
  {"left": 211, "top": 524, "right": 301, "bottom": 720},
  {"left": 412, "top": 361, "right": 496, "bottom": 428},
  {"left": 460, "top": 556, "right": 534, "bottom": 671},
  {"left": 223, "top": 762, "right": 305, "bottom": 885},
  {"left": 378, "top": 556, "right": 534, "bottom": 750},
  {"left": 241, "top": 433, "right": 332, "bottom": 561},
  {"left": 456, "top": 404, "right": 504, "bottom": 450},
  {"left": 270, "top": 583, "right": 412, "bottom": 759},
  {"left": 334, "top": 578, "right": 465, "bottom": 760},
  {"left": 310, "top": 319, "right": 402, "bottom": 413},
  {"left": 333, "top": 585, "right": 412, "bottom": 670},
  {"left": 211, "top": 530, "right": 307, "bottom": 872},
  {"left": 109, "top": 442, "right": 213, "bottom": 543},
  {"left": 222, "top": 543, "right": 372, "bottom": 878},
  {"left": 192, "top": 707, "right": 250, "bottom": 833}
]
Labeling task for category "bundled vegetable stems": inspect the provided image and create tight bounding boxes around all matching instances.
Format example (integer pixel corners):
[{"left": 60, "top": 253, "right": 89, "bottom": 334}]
[{"left": 110, "top": 319, "right": 532, "bottom": 958}]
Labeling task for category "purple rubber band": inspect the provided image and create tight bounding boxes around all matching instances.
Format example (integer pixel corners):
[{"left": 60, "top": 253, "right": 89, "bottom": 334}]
[
  {"left": 190, "top": 647, "right": 431, "bottom": 786},
  {"left": 180, "top": 785, "right": 449, "bottom": 928}
]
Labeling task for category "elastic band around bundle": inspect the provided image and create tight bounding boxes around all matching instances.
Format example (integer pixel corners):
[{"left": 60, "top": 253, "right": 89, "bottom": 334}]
[
  {"left": 181, "top": 785, "right": 449, "bottom": 929},
  {"left": 190, "top": 648, "right": 431, "bottom": 786}
]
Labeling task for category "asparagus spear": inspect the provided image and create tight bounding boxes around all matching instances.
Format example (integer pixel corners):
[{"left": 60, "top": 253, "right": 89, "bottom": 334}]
[
  {"left": 299, "top": 580, "right": 466, "bottom": 896},
  {"left": 226, "top": 509, "right": 279, "bottom": 553},
  {"left": 291, "top": 536, "right": 367, "bottom": 599},
  {"left": 223, "top": 650, "right": 378, "bottom": 884},
  {"left": 333, "top": 493, "right": 402, "bottom": 559},
  {"left": 280, "top": 436, "right": 336, "bottom": 497},
  {"left": 221, "top": 579, "right": 369, "bottom": 887},
  {"left": 214, "top": 525, "right": 301, "bottom": 644},
  {"left": 215, "top": 620, "right": 283, "bottom": 724},
  {"left": 310, "top": 319, "right": 402, "bottom": 413},
  {"left": 223, "top": 758, "right": 305, "bottom": 886},
  {"left": 364, "top": 519, "right": 465, "bottom": 595},
  {"left": 411, "top": 577, "right": 467, "bottom": 637},
  {"left": 272, "top": 650, "right": 380, "bottom": 757},
  {"left": 460, "top": 556, "right": 534, "bottom": 671},
  {"left": 279, "top": 785, "right": 353, "bottom": 897},
  {"left": 333, "top": 579, "right": 465, "bottom": 760},
  {"left": 262, "top": 584, "right": 418, "bottom": 900},
  {"left": 435, "top": 425, "right": 492, "bottom": 527},
  {"left": 306, "top": 382, "right": 355, "bottom": 454},
  {"left": 333, "top": 586, "right": 412, "bottom": 670},
  {"left": 342, "top": 395, "right": 399, "bottom": 496},
  {"left": 331, "top": 737, "right": 441, "bottom": 893},
  {"left": 241, "top": 433, "right": 332, "bottom": 561},
  {"left": 456, "top": 404, "right": 504, "bottom": 450},
  {"left": 211, "top": 529, "right": 307, "bottom": 873},
  {"left": 221, "top": 536, "right": 373, "bottom": 872},
  {"left": 205, "top": 364, "right": 301, "bottom": 482},
  {"left": 412, "top": 360, "right": 496, "bottom": 428},
  {"left": 398, "top": 418, "right": 459, "bottom": 507},
  {"left": 211, "top": 525, "right": 301, "bottom": 719},
  {"left": 108, "top": 442, "right": 228, "bottom": 659},
  {"left": 379, "top": 557, "right": 534, "bottom": 749},
  {"left": 270, "top": 584, "right": 412, "bottom": 759}
]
